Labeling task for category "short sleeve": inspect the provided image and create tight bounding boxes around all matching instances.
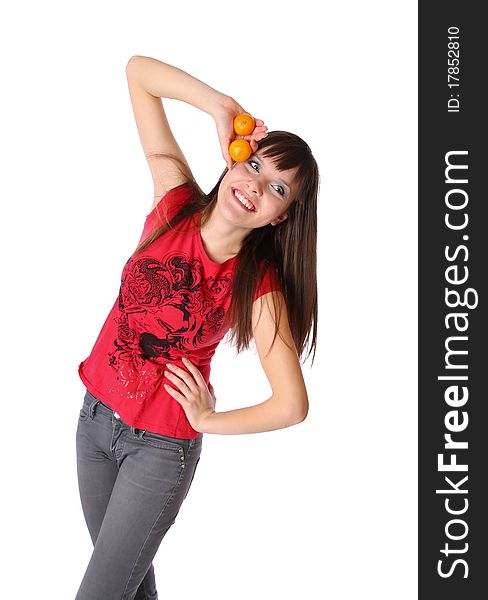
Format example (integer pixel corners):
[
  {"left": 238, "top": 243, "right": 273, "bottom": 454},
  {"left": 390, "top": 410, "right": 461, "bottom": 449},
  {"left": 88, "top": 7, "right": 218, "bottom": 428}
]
[
  {"left": 136, "top": 182, "right": 194, "bottom": 246},
  {"left": 253, "top": 262, "right": 283, "bottom": 301}
]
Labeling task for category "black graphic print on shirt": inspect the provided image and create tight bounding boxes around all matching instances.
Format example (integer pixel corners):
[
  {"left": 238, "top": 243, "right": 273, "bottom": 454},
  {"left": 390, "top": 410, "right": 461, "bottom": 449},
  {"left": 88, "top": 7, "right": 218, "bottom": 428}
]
[{"left": 107, "top": 251, "right": 233, "bottom": 400}]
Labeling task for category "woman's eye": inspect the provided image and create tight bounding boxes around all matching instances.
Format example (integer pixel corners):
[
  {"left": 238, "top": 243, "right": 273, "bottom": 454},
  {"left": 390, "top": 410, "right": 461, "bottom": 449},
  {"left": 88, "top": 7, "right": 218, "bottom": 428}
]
[{"left": 248, "top": 160, "right": 284, "bottom": 196}]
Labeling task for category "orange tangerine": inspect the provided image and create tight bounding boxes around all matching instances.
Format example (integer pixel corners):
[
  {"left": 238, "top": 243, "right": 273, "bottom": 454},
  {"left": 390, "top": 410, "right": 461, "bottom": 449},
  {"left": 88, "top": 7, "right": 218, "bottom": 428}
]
[
  {"left": 229, "top": 139, "right": 252, "bottom": 162},
  {"left": 233, "top": 113, "right": 255, "bottom": 136}
]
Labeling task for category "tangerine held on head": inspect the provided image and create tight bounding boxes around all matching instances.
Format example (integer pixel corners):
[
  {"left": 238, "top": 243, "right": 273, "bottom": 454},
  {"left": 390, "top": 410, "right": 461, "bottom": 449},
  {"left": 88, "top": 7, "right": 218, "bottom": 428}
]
[
  {"left": 229, "top": 139, "right": 252, "bottom": 162},
  {"left": 233, "top": 113, "right": 255, "bottom": 136}
]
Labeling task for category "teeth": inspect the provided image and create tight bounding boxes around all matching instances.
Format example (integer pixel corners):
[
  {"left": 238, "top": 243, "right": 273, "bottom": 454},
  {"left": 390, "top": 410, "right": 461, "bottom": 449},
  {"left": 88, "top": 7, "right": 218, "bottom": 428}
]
[{"left": 234, "top": 189, "right": 254, "bottom": 211}]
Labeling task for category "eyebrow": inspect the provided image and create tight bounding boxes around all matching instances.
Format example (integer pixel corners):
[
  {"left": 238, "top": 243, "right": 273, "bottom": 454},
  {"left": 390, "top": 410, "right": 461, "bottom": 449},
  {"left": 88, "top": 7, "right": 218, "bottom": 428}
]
[{"left": 253, "top": 153, "right": 292, "bottom": 194}]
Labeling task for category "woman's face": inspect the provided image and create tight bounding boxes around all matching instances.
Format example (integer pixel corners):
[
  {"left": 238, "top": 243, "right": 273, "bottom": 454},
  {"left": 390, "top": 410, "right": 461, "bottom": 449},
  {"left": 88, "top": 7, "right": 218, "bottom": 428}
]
[{"left": 217, "top": 152, "right": 299, "bottom": 228}]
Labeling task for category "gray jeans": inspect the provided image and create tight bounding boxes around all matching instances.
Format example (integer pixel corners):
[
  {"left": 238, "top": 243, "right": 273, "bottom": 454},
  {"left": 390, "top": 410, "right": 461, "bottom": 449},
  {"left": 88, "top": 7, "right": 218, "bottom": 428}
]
[{"left": 75, "top": 388, "right": 203, "bottom": 600}]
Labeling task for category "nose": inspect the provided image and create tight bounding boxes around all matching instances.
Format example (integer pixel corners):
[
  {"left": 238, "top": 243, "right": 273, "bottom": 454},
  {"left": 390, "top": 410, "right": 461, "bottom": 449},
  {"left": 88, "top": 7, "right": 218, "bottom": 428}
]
[{"left": 245, "top": 179, "right": 261, "bottom": 197}]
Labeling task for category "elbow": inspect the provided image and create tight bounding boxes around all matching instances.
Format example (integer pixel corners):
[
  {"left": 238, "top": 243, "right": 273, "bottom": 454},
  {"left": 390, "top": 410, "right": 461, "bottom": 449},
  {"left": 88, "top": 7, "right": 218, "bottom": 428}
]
[
  {"left": 271, "top": 388, "right": 309, "bottom": 427},
  {"left": 126, "top": 55, "right": 137, "bottom": 71},
  {"left": 126, "top": 55, "right": 145, "bottom": 74},
  {"left": 295, "top": 406, "right": 309, "bottom": 424},
  {"left": 289, "top": 396, "right": 309, "bottom": 425}
]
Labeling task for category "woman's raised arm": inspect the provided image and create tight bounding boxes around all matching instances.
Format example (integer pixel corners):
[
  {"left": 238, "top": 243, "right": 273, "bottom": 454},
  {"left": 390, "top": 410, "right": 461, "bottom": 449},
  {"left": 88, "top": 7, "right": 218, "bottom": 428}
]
[
  {"left": 126, "top": 55, "right": 268, "bottom": 194},
  {"left": 126, "top": 55, "right": 234, "bottom": 201}
]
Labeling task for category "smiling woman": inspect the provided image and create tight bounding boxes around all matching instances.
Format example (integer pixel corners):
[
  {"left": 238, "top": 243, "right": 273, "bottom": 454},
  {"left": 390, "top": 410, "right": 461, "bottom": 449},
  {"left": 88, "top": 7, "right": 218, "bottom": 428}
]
[
  {"left": 124, "top": 126, "right": 319, "bottom": 363},
  {"left": 75, "top": 54, "right": 320, "bottom": 600}
]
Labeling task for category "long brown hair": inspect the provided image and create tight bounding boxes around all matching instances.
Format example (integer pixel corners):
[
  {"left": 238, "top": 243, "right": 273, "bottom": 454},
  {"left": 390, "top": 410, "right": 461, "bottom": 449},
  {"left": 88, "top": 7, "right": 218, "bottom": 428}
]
[{"left": 131, "top": 131, "right": 320, "bottom": 365}]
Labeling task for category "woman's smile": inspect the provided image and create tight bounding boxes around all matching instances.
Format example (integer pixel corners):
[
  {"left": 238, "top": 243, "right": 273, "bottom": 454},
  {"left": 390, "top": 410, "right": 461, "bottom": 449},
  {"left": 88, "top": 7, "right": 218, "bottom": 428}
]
[{"left": 231, "top": 187, "right": 256, "bottom": 211}]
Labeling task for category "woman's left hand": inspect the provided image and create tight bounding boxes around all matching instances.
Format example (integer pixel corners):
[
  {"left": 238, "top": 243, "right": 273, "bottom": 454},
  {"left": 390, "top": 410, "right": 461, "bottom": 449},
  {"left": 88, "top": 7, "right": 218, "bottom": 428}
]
[
  {"left": 213, "top": 96, "right": 268, "bottom": 170},
  {"left": 163, "top": 357, "right": 216, "bottom": 432}
]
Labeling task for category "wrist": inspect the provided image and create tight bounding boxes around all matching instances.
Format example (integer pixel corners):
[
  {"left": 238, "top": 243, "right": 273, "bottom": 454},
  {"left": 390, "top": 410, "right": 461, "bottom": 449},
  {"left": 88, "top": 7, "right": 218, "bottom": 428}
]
[
  {"left": 210, "top": 94, "right": 235, "bottom": 119},
  {"left": 198, "top": 408, "right": 217, "bottom": 434}
]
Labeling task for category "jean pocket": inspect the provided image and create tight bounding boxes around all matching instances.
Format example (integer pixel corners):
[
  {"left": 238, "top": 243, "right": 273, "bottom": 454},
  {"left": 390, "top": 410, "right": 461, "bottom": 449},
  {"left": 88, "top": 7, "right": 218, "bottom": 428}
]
[{"left": 139, "top": 430, "right": 187, "bottom": 454}]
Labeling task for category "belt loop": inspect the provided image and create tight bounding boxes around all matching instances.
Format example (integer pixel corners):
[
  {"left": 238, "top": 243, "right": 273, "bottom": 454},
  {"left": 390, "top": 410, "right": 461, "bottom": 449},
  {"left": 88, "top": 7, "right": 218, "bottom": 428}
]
[
  {"left": 130, "top": 427, "right": 144, "bottom": 438},
  {"left": 88, "top": 399, "right": 100, "bottom": 420}
]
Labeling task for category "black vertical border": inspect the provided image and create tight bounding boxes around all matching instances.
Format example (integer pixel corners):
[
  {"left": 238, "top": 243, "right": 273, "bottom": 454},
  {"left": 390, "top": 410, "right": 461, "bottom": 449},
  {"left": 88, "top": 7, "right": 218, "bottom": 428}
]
[{"left": 419, "top": 3, "right": 487, "bottom": 598}]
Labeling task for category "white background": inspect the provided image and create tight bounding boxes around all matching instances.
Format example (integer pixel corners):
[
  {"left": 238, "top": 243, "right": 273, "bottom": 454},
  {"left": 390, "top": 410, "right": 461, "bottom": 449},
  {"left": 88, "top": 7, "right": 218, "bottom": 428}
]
[{"left": 1, "top": 1, "right": 417, "bottom": 598}]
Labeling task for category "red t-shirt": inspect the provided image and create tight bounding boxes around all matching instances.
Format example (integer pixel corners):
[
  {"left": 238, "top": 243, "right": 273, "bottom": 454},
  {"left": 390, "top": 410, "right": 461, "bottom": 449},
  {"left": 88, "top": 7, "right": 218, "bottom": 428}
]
[{"left": 78, "top": 182, "right": 282, "bottom": 439}]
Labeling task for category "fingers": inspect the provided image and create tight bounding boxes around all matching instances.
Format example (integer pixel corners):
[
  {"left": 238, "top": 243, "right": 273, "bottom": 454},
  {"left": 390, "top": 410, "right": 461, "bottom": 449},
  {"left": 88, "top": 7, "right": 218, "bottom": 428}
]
[
  {"left": 253, "top": 118, "right": 268, "bottom": 132},
  {"left": 248, "top": 121, "right": 269, "bottom": 145},
  {"left": 165, "top": 362, "right": 198, "bottom": 394},
  {"left": 240, "top": 128, "right": 268, "bottom": 153},
  {"left": 164, "top": 371, "right": 194, "bottom": 396},
  {"left": 236, "top": 125, "right": 268, "bottom": 139},
  {"left": 182, "top": 357, "right": 207, "bottom": 386}
]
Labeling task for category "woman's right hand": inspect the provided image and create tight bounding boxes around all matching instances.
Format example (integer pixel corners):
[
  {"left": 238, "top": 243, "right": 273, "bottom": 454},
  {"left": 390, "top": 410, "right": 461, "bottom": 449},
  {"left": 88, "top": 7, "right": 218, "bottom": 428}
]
[{"left": 213, "top": 96, "right": 269, "bottom": 170}]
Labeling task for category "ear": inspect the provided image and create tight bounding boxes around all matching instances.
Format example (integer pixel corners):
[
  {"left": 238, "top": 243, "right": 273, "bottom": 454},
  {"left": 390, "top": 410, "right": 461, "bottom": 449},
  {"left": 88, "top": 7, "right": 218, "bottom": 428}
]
[{"left": 270, "top": 212, "right": 289, "bottom": 226}]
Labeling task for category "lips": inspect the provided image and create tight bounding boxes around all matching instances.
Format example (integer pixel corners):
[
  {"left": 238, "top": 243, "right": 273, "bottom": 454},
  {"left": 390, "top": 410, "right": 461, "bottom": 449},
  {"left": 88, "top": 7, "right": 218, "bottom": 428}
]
[{"left": 232, "top": 188, "right": 256, "bottom": 211}]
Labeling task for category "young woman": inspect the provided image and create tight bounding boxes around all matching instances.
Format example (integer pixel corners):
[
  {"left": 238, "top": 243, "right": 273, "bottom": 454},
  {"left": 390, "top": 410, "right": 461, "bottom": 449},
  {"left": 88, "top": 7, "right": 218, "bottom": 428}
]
[{"left": 75, "top": 55, "right": 319, "bottom": 600}]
